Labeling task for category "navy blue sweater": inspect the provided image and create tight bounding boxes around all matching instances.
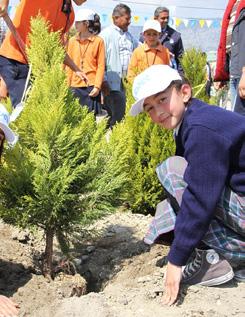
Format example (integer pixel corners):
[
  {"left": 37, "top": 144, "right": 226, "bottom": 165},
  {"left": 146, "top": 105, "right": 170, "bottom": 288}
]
[{"left": 168, "top": 98, "right": 245, "bottom": 266}]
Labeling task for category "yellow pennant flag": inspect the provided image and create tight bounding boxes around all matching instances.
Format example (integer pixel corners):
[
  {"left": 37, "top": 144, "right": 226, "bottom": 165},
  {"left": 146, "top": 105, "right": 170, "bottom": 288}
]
[
  {"left": 199, "top": 19, "right": 205, "bottom": 28},
  {"left": 133, "top": 16, "right": 140, "bottom": 23},
  {"left": 175, "top": 18, "right": 182, "bottom": 27}
]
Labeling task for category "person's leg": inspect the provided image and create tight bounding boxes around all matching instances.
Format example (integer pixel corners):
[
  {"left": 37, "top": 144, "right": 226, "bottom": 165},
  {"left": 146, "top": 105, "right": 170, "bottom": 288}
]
[
  {"left": 145, "top": 156, "right": 241, "bottom": 285},
  {"left": 104, "top": 85, "right": 126, "bottom": 128},
  {"left": 0, "top": 76, "right": 8, "bottom": 100},
  {"left": 151, "top": 155, "right": 245, "bottom": 265},
  {"left": 229, "top": 78, "right": 239, "bottom": 111},
  {"left": 144, "top": 156, "right": 187, "bottom": 245},
  {"left": 234, "top": 94, "right": 245, "bottom": 115},
  {"left": 0, "top": 56, "right": 29, "bottom": 108},
  {"left": 202, "top": 187, "right": 245, "bottom": 265},
  {"left": 71, "top": 87, "right": 91, "bottom": 111}
]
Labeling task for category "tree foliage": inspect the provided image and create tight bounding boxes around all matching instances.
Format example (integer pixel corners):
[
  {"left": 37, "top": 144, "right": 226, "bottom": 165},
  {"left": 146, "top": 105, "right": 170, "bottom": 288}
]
[
  {"left": 0, "top": 17, "right": 131, "bottom": 276},
  {"left": 181, "top": 48, "right": 209, "bottom": 102}
]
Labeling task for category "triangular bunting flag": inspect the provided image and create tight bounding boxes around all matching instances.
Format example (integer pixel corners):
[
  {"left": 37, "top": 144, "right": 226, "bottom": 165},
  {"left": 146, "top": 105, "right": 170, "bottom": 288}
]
[
  {"left": 199, "top": 19, "right": 205, "bottom": 28},
  {"left": 183, "top": 19, "right": 189, "bottom": 27},
  {"left": 206, "top": 20, "right": 212, "bottom": 28},
  {"left": 175, "top": 18, "right": 182, "bottom": 27},
  {"left": 133, "top": 16, "right": 140, "bottom": 23}
]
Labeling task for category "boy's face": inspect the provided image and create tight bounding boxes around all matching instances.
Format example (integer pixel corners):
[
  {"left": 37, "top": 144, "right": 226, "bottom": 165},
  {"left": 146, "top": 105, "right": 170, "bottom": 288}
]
[
  {"left": 143, "top": 85, "right": 191, "bottom": 129},
  {"left": 143, "top": 29, "right": 160, "bottom": 48},
  {"left": 75, "top": 21, "right": 87, "bottom": 33}
]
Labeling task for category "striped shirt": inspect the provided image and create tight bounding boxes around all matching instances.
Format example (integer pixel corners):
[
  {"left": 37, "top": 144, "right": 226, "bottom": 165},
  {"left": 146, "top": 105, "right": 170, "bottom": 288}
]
[{"left": 114, "top": 25, "right": 137, "bottom": 77}]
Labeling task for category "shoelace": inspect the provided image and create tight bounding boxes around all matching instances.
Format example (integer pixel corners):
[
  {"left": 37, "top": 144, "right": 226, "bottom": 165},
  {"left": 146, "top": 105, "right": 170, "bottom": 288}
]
[{"left": 182, "top": 251, "right": 202, "bottom": 279}]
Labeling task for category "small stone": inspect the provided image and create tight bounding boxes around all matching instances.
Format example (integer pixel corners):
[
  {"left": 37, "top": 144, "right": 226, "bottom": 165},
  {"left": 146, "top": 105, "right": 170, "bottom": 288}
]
[
  {"left": 137, "top": 276, "right": 151, "bottom": 283},
  {"left": 73, "top": 258, "right": 82, "bottom": 266},
  {"left": 86, "top": 246, "right": 95, "bottom": 253},
  {"left": 81, "top": 255, "right": 89, "bottom": 262}
]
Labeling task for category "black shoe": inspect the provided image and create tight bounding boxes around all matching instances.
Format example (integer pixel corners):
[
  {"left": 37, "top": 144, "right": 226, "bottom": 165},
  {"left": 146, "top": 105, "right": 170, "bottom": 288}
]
[{"left": 182, "top": 249, "right": 234, "bottom": 286}]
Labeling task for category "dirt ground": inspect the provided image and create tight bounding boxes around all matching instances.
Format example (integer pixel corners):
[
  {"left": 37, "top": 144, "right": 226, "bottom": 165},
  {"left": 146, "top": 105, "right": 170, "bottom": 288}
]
[{"left": 0, "top": 211, "right": 244, "bottom": 317}]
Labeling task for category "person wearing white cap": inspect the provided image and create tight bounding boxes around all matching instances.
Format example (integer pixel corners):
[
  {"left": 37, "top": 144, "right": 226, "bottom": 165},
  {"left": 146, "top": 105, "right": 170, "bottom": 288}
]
[
  {"left": 130, "top": 65, "right": 245, "bottom": 305},
  {"left": 66, "top": 8, "right": 105, "bottom": 114},
  {"left": 127, "top": 20, "right": 170, "bottom": 83},
  {"left": 0, "top": 0, "right": 88, "bottom": 109}
]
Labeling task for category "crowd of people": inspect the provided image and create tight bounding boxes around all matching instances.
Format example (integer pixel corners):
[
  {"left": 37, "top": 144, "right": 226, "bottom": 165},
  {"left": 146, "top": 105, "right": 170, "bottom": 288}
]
[{"left": 0, "top": 0, "right": 244, "bottom": 315}]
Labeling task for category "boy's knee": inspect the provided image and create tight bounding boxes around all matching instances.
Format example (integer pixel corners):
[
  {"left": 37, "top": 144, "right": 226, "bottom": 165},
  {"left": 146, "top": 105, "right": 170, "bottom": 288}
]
[{"left": 157, "top": 156, "right": 187, "bottom": 177}]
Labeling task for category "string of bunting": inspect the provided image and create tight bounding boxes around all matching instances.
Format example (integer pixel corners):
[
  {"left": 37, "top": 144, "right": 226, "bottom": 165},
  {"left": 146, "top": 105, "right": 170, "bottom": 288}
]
[{"left": 100, "top": 13, "right": 222, "bottom": 28}]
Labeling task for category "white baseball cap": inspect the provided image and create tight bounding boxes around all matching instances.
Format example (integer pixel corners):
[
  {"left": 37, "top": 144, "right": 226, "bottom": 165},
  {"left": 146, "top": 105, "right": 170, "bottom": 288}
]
[
  {"left": 130, "top": 65, "right": 182, "bottom": 116},
  {"left": 0, "top": 104, "right": 18, "bottom": 144},
  {"left": 142, "top": 20, "right": 161, "bottom": 33},
  {"left": 75, "top": 8, "right": 95, "bottom": 22}
]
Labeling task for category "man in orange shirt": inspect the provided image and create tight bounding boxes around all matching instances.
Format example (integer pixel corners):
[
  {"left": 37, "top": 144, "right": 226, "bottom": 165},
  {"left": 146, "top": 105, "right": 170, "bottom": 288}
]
[
  {"left": 127, "top": 20, "right": 170, "bottom": 83},
  {"left": 0, "top": 0, "right": 87, "bottom": 108}
]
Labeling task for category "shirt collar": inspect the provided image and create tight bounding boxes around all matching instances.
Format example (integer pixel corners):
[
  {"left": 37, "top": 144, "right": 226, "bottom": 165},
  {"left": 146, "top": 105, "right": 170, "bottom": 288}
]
[
  {"left": 75, "top": 34, "right": 94, "bottom": 42},
  {"left": 143, "top": 42, "right": 162, "bottom": 52},
  {"left": 174, "top": 107, "right": 187, "bottom": 136},
  {"left": 113, "top": 24, "right": 126, "bottom": 34}
]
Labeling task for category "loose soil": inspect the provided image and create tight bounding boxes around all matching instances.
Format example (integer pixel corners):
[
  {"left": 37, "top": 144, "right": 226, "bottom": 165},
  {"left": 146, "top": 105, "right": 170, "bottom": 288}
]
[{"left": 0, "top": 211, "right": 244, "bottom": 317}]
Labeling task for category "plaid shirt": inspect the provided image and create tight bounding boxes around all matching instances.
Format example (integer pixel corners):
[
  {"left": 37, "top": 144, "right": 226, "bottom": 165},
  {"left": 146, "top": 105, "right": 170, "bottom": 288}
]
[{"left": 115, "top": 26, "right": 136, "bottom": 77}]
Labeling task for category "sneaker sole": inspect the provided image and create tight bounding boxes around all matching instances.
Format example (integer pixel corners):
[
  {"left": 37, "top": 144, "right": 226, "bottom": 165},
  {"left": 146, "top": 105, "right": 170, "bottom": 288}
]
[{"left": 198, "top": 269, "right": 234, "bottom": 286}]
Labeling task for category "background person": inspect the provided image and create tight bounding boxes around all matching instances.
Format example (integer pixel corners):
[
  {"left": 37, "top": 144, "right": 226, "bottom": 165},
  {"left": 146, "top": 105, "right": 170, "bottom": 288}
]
[
  {"left": 127, "top": 19, "right": 170, "bottom": 83},
  {"left": 140, "top": 6, "right": 184, "bottom": 75},
  {"left": 0, "top": 0, "right": 88, "bottom": 108},
  {"left": 215, "top": 0, "right": 245, "bottom": 115},
  {"left": 130, "top": 65, "right": 245, "bottom": 305},
  {"left": 100, "top": 3, "right": 138, "bottom": 128},
  {"left": 66, "top": 8, "right": 105, "bottom": 115}
]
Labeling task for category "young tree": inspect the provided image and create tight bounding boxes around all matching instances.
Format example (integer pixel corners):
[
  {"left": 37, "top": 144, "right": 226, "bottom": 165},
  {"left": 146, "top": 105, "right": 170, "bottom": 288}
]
[
  {"left": 0, "top": 17, "right": 131, "bottom": 278},
  {"left": 181, "top": 48, "right": 209, "bottom": 102}
]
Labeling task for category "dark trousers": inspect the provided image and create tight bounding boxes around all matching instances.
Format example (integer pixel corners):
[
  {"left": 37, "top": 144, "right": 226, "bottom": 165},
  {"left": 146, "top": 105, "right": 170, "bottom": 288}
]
[
  {"left": 0, "top": 55, "right": 29, "bottom": 108},
  {"left": 234, "top": 95, "right": 245, "bottom": 115},
  {"left": 71, "top": 86, "right": 102, "bottom": 115},
  {"left": 103, "top": 86, "right": 126, "bottom": 128}
]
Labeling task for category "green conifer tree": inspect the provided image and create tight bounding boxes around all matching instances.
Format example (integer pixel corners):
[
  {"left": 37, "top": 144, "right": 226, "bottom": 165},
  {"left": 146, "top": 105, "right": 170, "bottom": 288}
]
[
  {"left": 181, "top": 48, "right": 209, "bottom": 102},
  {"left": 0, "top": 17, "right": 131, "bottom": 278}
]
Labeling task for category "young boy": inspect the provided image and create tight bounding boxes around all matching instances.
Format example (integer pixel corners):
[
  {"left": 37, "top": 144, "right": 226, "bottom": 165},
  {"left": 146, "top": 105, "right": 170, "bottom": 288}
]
[
  {"left": 0, "top": 0, "right": 87, "bottom": 108},
  {"left": 127, "top": 20, "right": 170, "bottom": 83},
  {"left": 130, "top": 65, "right": 245, "bottom": 305}
]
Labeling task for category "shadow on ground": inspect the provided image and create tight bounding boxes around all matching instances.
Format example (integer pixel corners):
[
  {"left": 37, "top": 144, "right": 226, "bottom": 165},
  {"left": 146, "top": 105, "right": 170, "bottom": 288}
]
[
  {"left": 70, "top": 223, "right": 153, "bottom": 292},
  {"left": 0, "top": 259, "right": 32, "bottom": 297}
]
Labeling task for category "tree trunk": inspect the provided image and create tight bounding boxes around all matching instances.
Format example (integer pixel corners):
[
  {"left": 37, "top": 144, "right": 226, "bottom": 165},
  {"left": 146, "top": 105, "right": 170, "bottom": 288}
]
[{"left": 42, "top": 227, "right": 54, "bottom": 279}]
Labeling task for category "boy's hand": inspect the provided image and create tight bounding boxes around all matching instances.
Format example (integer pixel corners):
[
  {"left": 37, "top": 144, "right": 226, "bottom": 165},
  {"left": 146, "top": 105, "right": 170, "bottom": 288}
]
[
  {"left": 89, "top": 87, "right": 100, "bottom": 98},
  {"left": 0, "top": 295, "right": 19, "bottom": 316},
  {"left": 75, "top": 71, "right": 89, "bottom": 85},
  {"left": 163, "top": 262, "right": 182, "bottom": 306}
]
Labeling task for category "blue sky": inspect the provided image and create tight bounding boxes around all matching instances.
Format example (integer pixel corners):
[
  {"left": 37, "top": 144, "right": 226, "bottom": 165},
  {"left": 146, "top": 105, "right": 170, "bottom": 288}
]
[
  {"left": 74, "top": 0, "right": 229, "bottom": 22},
  {"left": 8, "top": 1, "right": 229, "bottom": 25}
]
